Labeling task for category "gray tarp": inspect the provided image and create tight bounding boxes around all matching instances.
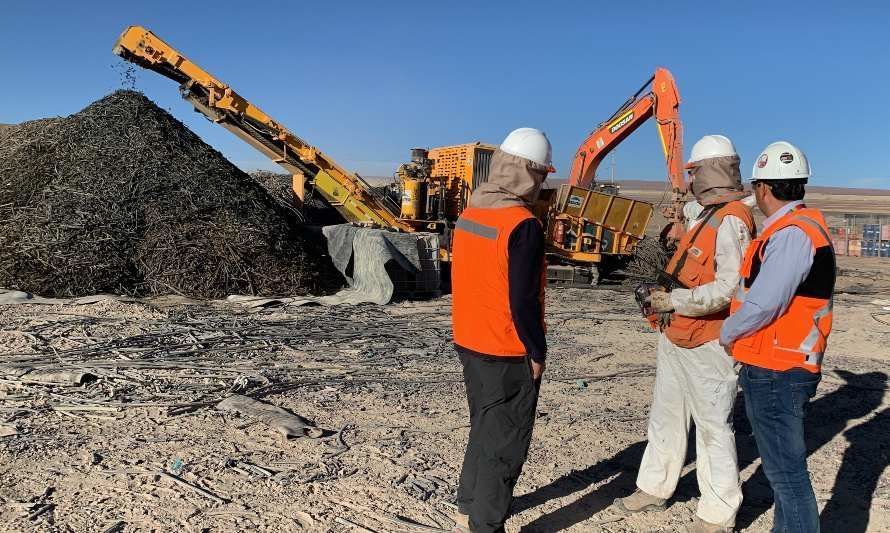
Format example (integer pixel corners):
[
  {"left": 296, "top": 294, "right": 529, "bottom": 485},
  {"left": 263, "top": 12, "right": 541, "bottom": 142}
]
[{"left": 318, "top": 224, "right": 440, "bottom": 305}]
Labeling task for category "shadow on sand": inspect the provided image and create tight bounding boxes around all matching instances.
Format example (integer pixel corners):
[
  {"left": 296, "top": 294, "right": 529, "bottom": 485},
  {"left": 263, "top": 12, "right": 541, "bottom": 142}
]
[{"left": 513, "top": 369, "right": 888, "bottom": 532}]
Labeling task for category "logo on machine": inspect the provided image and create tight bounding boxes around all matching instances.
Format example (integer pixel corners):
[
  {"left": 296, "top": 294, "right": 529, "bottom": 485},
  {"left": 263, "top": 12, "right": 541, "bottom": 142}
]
[
  {"left": 567, "top": 195, "right": 584, "bottom": 208},
  {"left": 609, "top": 111, "right": 634, "bottom": 134}
]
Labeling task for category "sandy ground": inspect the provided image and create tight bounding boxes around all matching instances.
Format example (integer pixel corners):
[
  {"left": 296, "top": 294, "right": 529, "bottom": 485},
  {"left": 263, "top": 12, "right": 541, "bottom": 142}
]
[{"left": 1, "top": 255, "right": 889, "bottom": 533}]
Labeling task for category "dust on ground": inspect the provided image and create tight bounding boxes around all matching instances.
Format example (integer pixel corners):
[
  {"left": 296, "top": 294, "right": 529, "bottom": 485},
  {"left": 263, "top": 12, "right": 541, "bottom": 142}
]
[{"left": 1, "top": 256, "right": 888, "bottom": 532}]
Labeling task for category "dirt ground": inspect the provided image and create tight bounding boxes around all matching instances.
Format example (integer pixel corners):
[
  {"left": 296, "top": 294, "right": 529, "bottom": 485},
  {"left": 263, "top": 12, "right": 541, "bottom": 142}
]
[{"left": 1, "top": 254, "right": 889, "bottom": 533}]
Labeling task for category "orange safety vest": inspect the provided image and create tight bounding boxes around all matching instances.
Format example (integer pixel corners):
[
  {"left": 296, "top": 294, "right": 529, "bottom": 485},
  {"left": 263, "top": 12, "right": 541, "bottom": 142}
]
[
  {"left": 663, "top": 201, "right": 755, "bottom": 348},
  {"left": 730, "top": 206, "right": 836, "bottom": 373},
  {"left": 451, "top": 205, "right": 545, "bottom": 357}
]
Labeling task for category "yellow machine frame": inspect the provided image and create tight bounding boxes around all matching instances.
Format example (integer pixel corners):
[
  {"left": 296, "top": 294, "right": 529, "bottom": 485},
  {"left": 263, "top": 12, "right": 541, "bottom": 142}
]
[
  {"left": 113, "top": 26, "right": 411, "bottom": 230},
  {"left": 546, "top": 184, "right": 653, "bottom": 263}
]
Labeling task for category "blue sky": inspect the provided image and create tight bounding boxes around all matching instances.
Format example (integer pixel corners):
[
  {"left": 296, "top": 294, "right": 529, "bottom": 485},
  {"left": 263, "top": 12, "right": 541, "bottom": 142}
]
[{"left": 1, "top": 1, "right": 888, "bottom": 189}]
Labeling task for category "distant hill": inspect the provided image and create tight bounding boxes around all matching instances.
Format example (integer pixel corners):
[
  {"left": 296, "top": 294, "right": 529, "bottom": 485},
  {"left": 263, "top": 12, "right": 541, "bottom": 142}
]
[{"left": 546, "top": 178, "right": 890, "bottom": 196}]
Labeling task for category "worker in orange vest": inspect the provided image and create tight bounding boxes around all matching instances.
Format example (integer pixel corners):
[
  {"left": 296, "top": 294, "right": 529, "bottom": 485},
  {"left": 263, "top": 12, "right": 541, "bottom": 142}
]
[
  {"left": 721, "top": 141, "right": 835, "bottom": 533},
  {"left": 450, "top": 127, "right": 553, "bottom": 533},
  {"left": 617, "top": 136, "right": 754, "bottom": 533}
]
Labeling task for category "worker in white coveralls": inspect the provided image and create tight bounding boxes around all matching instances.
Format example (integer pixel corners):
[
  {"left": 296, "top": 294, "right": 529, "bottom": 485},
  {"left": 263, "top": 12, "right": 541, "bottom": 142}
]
[{"left": 616, "top": 135, "right": 755, "bottom": 533}]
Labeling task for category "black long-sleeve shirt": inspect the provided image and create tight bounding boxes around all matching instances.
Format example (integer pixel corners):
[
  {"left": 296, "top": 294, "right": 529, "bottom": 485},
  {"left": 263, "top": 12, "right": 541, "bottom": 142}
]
[{"left": 507, "top": 218, "right": 547, "bottom": 363}]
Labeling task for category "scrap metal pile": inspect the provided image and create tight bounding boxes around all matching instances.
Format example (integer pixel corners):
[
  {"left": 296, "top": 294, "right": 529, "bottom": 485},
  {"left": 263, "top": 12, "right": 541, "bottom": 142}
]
[
  {"left": 0, "top": 91, "right": 343, "bottom": 299},
  {"left": 249, "top": 171, "right": 345, "bottom": 226}
]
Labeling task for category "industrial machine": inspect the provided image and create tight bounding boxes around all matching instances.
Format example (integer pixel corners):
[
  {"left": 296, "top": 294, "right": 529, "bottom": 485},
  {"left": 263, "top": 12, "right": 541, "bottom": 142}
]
[
  {"left": 544, "top": 68, "right": 685, "bottom": 285},
  {"left": 113, "top": 27, "right": 494, "bottom": 248},
  {"left": 113, "top": 26, "right": 411, "bottom": 231},
  {"left": 392, "top": 144, "right": 495, "bottom": 226},
  {"left": 114, "top": 25, "right": 684, "bottom": 288}
]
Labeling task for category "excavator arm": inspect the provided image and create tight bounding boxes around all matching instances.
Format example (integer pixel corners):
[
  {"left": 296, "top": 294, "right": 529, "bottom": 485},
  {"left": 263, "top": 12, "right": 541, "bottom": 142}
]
[
  {"left": 568, "top": 68, "right": 686, "bottom": 238},
  {"left": 113, "top": 25, "right": 411, "bottom": 230}
]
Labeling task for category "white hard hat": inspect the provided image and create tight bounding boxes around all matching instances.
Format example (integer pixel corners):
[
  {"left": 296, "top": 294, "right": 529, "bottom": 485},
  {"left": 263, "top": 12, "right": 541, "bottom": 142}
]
[
  {"left": 688, "top": 134, "right": 737, "bottom": 164},
  {"left": 751, "top": 141, "right": 810, "bottom": 181},
  {"left": 499, "top": 127, "right": 553, "bottom": 168}
]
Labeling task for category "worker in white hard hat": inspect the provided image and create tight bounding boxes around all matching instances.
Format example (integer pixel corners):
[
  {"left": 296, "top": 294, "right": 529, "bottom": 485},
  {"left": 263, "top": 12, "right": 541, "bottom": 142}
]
[
  {"left": 616, "top": 135, "right": 754, "bottom": 533},
  {"left": 721, "top": 141, "right": 836, "bottom": 533},
  {"left": 451, "top": 127, "right": 553, "bottom": 533}
]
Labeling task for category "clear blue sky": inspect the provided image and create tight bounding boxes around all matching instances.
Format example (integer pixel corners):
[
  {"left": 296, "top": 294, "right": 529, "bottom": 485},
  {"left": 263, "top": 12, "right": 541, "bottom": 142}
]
[{"left": 2, "top": 1, "right": 888, "bottom": 189}]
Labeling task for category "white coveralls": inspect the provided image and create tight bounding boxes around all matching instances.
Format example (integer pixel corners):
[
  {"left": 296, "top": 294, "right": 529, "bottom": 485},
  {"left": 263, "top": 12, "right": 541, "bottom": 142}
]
[{"left": 636, "top": 201, "right": 752, "bottom": 527}]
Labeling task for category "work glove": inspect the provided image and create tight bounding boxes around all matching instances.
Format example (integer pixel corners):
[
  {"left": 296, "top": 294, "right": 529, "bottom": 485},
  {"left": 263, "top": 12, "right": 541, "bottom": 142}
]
[
  {"left": 646, "top": 290, "right": 675, "bottom": 313},
  {"left": 657, "top": 311, "right": 672, "bottom": 329}
]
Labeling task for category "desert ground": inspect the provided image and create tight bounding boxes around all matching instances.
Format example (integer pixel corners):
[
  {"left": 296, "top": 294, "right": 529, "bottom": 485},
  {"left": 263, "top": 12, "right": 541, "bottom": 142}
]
[{"left": 1, "top": 247, "right": 888, "bottom": 533}]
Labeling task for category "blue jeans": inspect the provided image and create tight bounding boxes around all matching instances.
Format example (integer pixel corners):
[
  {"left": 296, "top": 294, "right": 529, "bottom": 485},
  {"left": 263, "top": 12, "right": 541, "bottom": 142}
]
[{"left": 740, "top": 364, "right": 821, "bottom": 533}]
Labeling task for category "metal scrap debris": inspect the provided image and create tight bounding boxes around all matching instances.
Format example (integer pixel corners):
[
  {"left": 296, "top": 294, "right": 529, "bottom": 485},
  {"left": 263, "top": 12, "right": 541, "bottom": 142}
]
[{"left": 216, "top": 394, "right": 323, "bottom": 439}]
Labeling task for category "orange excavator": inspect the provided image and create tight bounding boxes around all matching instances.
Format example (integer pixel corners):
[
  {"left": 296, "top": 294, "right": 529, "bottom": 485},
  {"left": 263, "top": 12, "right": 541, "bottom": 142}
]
[
  {"left": 569, "top": 68, "right": 683, "bottom": 192},
  {"left": 543, "top": 68, "right": 685, "bottom": 285}
]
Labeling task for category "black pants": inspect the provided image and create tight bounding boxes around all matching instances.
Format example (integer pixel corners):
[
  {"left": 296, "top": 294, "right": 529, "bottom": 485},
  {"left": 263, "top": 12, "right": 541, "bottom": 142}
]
[{"left": 457, "top": 351, "right": 540, "bottom": 533}]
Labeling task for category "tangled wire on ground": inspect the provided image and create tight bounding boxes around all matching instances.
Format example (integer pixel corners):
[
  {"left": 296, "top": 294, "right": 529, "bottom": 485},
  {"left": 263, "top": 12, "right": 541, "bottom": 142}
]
[{"left": 622, "top": 237, "right": 672, "bottom": 284}]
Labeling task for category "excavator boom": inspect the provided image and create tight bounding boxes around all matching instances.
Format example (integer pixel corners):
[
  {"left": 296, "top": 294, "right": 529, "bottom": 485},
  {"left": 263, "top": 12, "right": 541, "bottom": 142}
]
[
  {"left": 568, "top": 68, "right": 685, "bottom": 229},
  {"left": 113, "top": 26, "right": 410, "bottom": 230},
  {"left": 544, "top": 68, "right": 687, "bottom": 286}
]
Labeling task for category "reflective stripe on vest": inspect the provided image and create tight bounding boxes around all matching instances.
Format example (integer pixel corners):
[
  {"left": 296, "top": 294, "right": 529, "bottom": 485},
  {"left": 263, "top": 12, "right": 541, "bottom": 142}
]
[
  {"left": 662, "top": 201, "right": 754, "bottom": 348},
  {"left": 451, "top": 206, "right": 543, "bottom": 357},
  {"left": 455, "top": 217, "right": 498, "bottom": 240},
  {"left": 730, "top": 206, "right": 836, "bottom": 373}
]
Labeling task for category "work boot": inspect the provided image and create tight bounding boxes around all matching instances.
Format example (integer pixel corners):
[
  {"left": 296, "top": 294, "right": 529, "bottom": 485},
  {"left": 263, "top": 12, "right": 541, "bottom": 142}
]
[
  {"left": 684, "top": 517, "right": 732, "bottom": 533},
  {"left": 614, "top": 489, "right": 667, "bottom": 513}
]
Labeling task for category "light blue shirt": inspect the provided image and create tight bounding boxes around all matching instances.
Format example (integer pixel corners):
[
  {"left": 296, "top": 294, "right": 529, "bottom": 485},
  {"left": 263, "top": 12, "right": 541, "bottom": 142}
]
[{"left": 720, "top": 201, "right": 813, "bottom": 345}]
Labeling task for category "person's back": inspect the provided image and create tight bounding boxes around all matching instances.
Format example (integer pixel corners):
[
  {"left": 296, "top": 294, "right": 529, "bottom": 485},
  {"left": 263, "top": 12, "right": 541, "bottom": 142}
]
[
  {"left": 452, "top": 204, "right": 542, "bottom": 358},
  {"left": 450, "top": 127, "right": 552, "bottom": 533}
]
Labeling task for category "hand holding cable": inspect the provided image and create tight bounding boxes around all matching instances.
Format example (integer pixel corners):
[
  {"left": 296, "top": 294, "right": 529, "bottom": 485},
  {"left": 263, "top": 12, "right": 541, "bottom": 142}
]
[{"left": 646, "top": 290, "right": 675, "bottom": 329}]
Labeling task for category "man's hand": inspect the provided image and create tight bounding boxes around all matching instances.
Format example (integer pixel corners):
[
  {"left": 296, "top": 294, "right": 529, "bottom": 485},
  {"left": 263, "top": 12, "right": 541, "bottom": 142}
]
[
  {"left": 719, "top": 335, "right": 734, "bottom": 357},
  {"left": 646, "top": 290, "right": 675, "bottom": 313},
  {"left": 720, "top": 338, "right": 733, "bottom": 357},
  {"left": 530, "top": 359, "right": 546, "bottom": 380}
]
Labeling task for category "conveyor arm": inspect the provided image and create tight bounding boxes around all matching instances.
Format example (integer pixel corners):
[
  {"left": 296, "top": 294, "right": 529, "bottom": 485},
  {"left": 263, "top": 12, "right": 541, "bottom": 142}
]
[{"left": 113, "top": 25, "right": 409, "bottom": 230}]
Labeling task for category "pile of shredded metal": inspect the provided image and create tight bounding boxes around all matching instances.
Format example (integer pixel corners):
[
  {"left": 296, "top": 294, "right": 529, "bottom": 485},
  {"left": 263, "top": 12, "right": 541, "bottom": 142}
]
[
  {"left": 0, "top": 91, "right": 343, "bottom": 298},
  {"left": 249, "top": 170, "right": 346, "bottom": 226}
]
